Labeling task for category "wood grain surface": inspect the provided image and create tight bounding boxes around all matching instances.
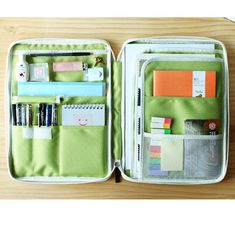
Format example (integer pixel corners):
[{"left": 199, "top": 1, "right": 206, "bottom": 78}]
[{"left": 0, "top": 17, "right": 235, "bottom": 199}]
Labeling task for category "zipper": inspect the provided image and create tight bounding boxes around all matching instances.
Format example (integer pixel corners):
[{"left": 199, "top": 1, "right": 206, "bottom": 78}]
[
  {"left": 117, "top": 36, "right": 226, "bottom": 60},
  {"left": 14, "top": 49, "right": 107, "bottom": 56}
]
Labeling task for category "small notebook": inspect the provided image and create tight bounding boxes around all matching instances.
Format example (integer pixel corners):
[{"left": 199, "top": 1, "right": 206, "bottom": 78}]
[
  {"left": 153, "top": 71, "right": 216, "bottom": 97},
  {"left": 62, "top": 104, "right": 105, "bottom": 126}
]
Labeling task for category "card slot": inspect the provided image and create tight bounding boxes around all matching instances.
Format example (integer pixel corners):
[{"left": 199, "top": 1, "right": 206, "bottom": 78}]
[
  {"left": 144, "top": 96, "right": 222, "bottom": 134},
  {"left": 59, "top": 126, "right": 108, "bottom": 177}
]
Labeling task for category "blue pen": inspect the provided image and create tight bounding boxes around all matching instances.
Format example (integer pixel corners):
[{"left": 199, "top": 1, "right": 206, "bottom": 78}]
[{"left": 45, "top": 104, "right": 52, "bottom": 127}]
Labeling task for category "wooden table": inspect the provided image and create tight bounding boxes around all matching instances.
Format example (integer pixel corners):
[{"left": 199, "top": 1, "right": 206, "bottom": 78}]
[{"left": 0, "top": 17, "right": 235, "bottom": 199}]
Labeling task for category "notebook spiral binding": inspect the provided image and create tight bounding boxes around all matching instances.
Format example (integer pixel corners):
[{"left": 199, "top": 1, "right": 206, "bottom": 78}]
[{"left": 63, "top": 104, "right": 105, "bottom": 110}]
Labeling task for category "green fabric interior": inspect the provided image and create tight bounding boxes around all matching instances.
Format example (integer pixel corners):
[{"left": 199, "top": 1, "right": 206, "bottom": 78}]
[
  {"left": 12, "top": 126, "right": 107, "bottom": 178},
  {"left": 12, "top": 43, "right": 106, "bottom": 51},
  {"left": 11, "top": 96, "right": 108, "bottom": 178},
  {"left": 11, "top": 54, "right": 107, "bottom": 96},
  {"left": 144, "top": 60, "right": 223, "bottom": 134},
  {"left": 10, "top": 42, "right": 110, "bottom": 179},
  {"left": 60, "top": 126, "right": 107, "bottom": 177},
  {"left": 144, "top": 61, "right": 223, "bottom": 97},
  {"left": 112, "top": 61, "right": 122, "bottom": 160},
  {"left": 27, "top": 54, "right": 107, "bottom": 82},
  {"left": 145, "top": 96, "right": 222, "bottom": 133},
  {"left": 12, "top": 126, "right": 60, "bottom": 177}
]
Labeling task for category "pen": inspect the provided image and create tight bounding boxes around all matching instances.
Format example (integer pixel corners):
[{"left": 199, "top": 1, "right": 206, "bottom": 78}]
[
  {"left": 12, "top": 104, "right": 17, "bottom": 126},
  {"left": 26, "top": 104, "right": 32, "bottom": 127},
  {"left": 40, "top": 104, "right": 46, "bottom": 126},
  {"left": 37, "top": 104, "right": 41, "bottom": 127},
  {"left": 21, "top": 104, "right": 26, "bottom": 126},
  {"left": 51, "top": 104, "right": 58, "bottom": 126},
  {"left": 30, "top": 52, "right": 92, "bottom": 57},
  {"left": 45, "top": 104, "right": 52, "bottom": 127},
  {"left": 16, "top": 103, "right": 22, "bottom": 126}
]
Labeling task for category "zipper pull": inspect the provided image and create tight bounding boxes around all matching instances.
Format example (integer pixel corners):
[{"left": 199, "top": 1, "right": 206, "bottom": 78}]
[
  {"left": 114, "top": 161, "right": 121, "bottom": 183},
  {"left": 94, "top": 57, "right": 105, "bottom": 67},
  {"left": 114, "top": 167, "right": 121, "bottom": 183}
]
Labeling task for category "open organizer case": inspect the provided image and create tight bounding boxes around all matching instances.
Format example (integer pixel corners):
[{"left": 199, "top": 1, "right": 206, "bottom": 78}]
[{"left": 6, "top": 37, "right": 229, "bottom": 184}]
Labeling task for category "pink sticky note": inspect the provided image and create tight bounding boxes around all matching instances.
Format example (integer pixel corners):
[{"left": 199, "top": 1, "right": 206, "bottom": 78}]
[
  {"left": 164, "top": 118, "right": 172, "bottom": 124},
  {"left": 150, "top": 146, "right": 161, "bottom": 152}
]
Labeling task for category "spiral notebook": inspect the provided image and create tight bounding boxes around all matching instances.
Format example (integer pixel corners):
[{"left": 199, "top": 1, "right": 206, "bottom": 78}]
[{"left": 62, "top": 104, "right": 105, "bottom": 126}]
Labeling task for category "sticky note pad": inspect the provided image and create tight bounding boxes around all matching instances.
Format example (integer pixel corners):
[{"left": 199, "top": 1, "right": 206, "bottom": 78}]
[
  {"left": 149, "top": 164, "right": 160, "bottom": 170},
  {"left": 150, "top": 145, "right": 161, "bottom": 152},
  {"left": 161, "top": 139, "right": 184, "bottom": 171},
  {"left": 150, "top": 151, "right": 161, "bottom": 158},
  {"left": 150, "top": 158, "right": 161, "bottom": 165},
  {"left": 153, "top": 71, "right": 216, "bottom": 97}
]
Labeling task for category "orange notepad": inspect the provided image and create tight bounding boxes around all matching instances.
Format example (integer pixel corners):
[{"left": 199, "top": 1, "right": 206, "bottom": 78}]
[{"left": 153, "top": 71, "right": 216, "bottom": 97}]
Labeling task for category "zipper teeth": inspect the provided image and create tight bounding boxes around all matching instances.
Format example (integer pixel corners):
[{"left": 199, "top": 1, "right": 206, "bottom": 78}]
[
  {"left": 13, "top": 49, "right": 107, "bottom": 55},
  {"left": 13, "top": 38, "right": 110, "bottom": 46},
  {"left": 117, "top": 36, "right": 224, "bottom": 60}
]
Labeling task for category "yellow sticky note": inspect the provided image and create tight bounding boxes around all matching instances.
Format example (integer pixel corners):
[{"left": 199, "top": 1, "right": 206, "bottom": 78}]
[{"left": 161, "top": 139, "right": 183, "bottom": 171}]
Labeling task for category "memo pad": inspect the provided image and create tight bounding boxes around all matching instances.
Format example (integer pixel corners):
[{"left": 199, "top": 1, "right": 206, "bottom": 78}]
[
  {"left": 161, "top": 139, "right": 184, "bottom": 171},
  {"left": 153, "top": 71, "right": 216, "bottom": 97}
]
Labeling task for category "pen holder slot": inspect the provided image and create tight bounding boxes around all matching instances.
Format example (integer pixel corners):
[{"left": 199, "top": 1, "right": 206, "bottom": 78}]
[
  {"left": 144, "top": 96, "right": 222, "bottom": 134},
  {"left": 27, "top": 54, "right": 107, "bottom": 82},
  {"left": 59, "top": 126, "right": 108, "bottom": 177},
  {"left": 12, "top": 95, "right": 107, "bottom": 126},
  {"left": 11, "top": 126, "right": 60, "bottom": 177}
]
